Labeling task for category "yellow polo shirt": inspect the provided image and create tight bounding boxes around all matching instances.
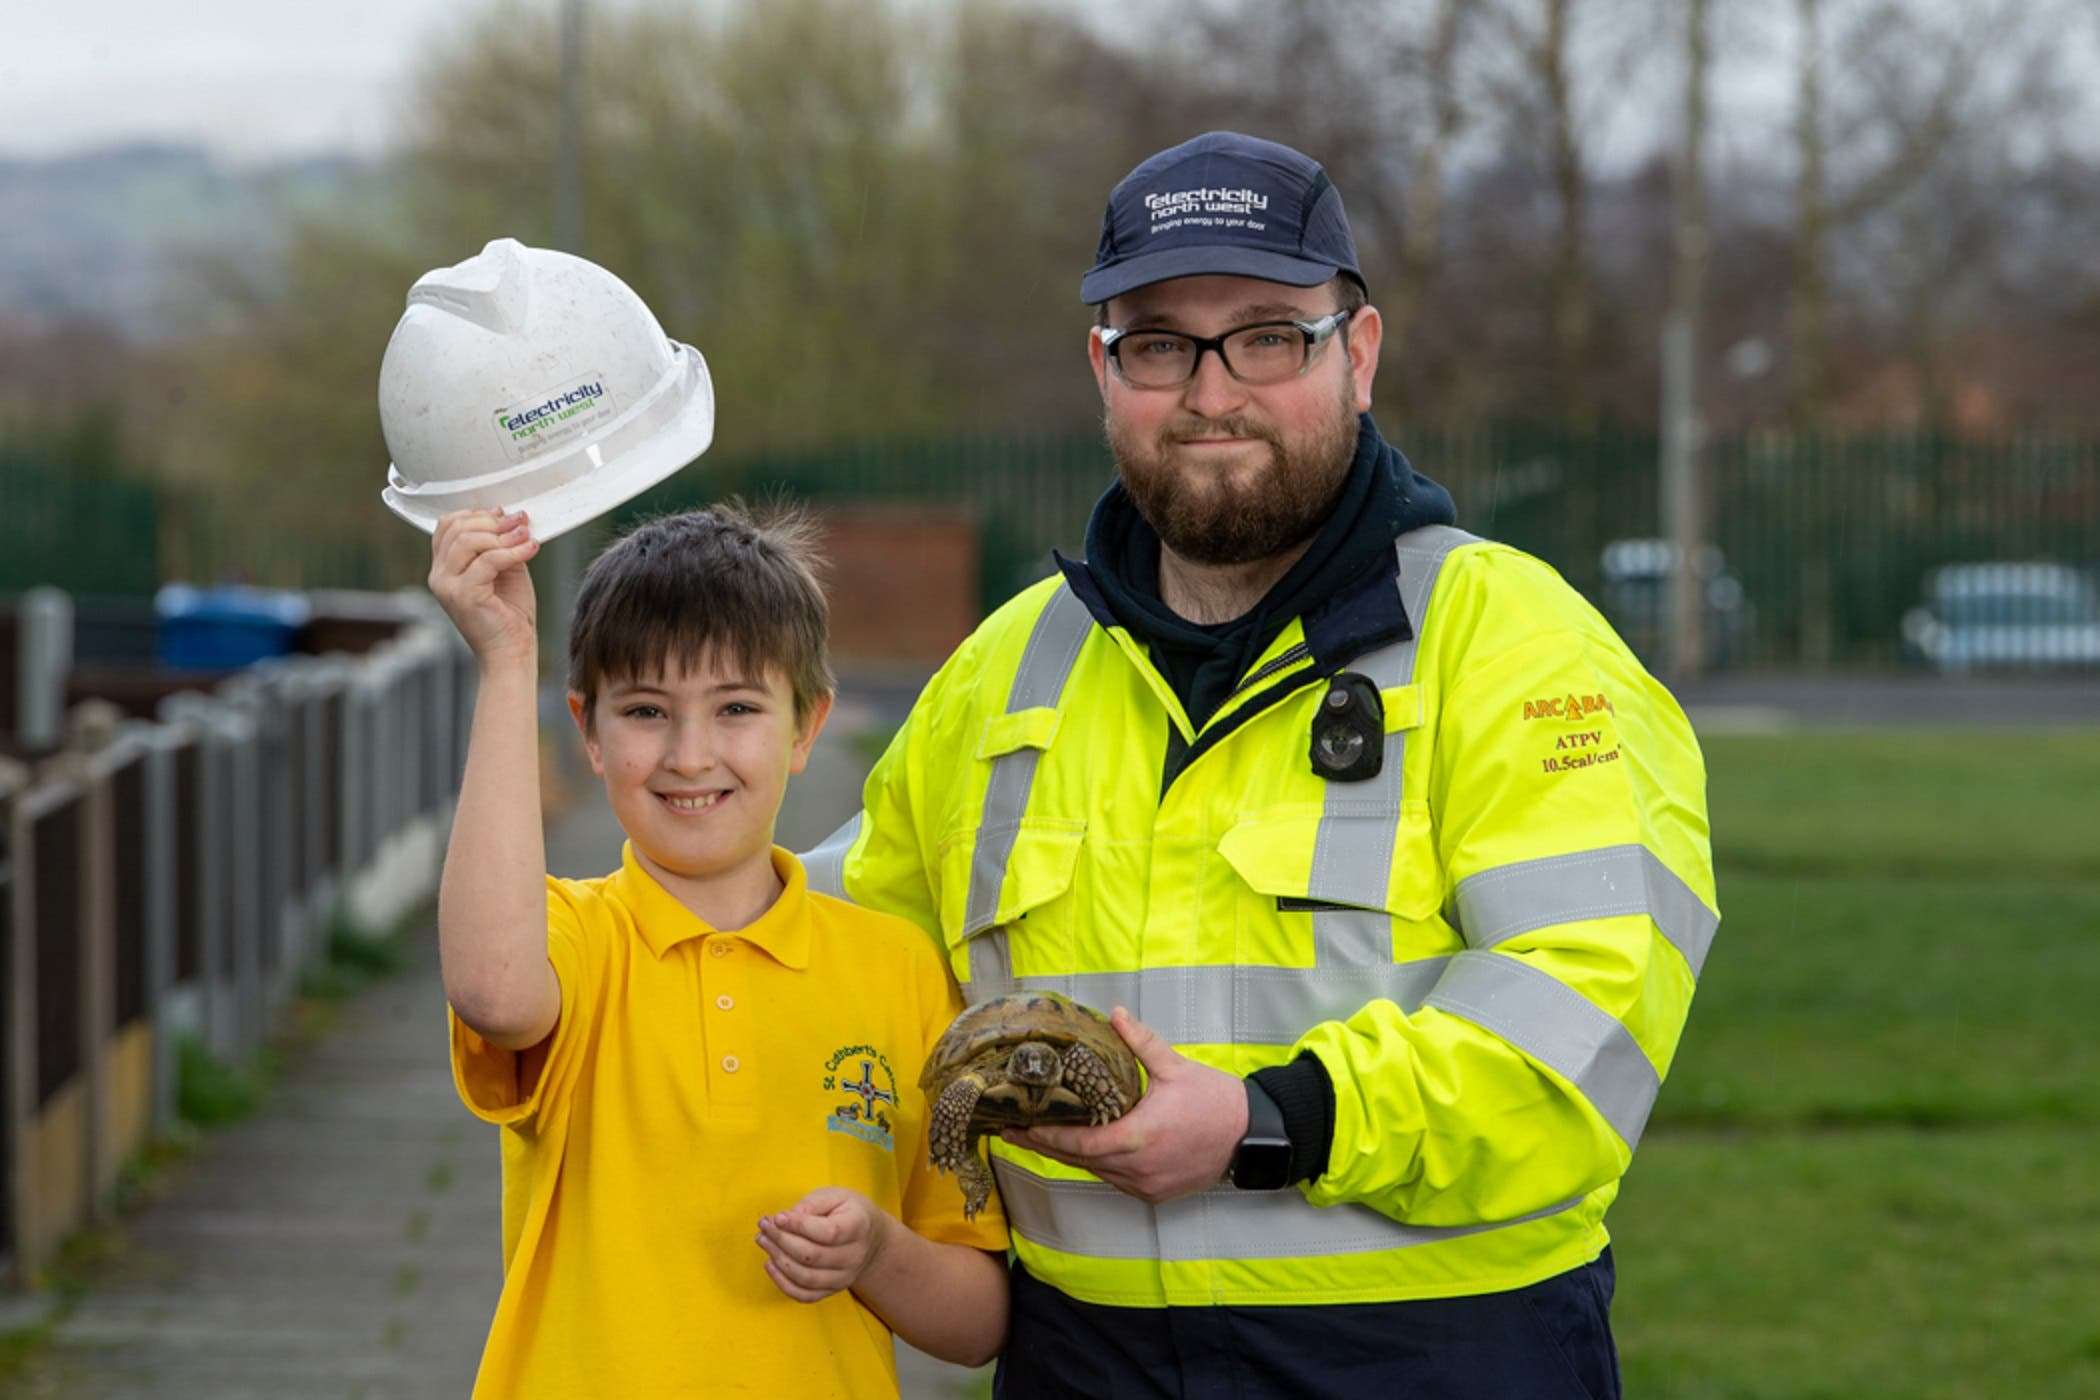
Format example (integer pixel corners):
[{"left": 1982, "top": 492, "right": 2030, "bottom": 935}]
[{"left": 451, "top": 844, "right": 1008, "bottom": 1399}]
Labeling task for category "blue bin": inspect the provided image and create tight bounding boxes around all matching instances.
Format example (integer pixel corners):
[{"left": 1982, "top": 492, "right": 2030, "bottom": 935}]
[{"left": 155, "top": 584, "right": 311, "bottom": 670}]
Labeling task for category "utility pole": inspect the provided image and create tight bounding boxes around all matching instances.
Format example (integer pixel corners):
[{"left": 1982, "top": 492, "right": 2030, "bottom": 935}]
[
  {"left": 545, "top": 0, "right": 587, "bottom": 689},
  {"left": 1659, "top": 0, "right": 1710, "bottom": 680}
]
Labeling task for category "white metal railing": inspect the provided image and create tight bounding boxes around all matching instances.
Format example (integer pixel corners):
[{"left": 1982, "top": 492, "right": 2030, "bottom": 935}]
[{"left": 1, "top": 591, "right": 473, "bottom": 1290}]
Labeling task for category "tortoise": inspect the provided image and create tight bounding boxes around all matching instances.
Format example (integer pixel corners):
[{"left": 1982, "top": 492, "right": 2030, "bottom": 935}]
[{"left": 919, "top": 991, "right": 1144, "bottom": 1219}]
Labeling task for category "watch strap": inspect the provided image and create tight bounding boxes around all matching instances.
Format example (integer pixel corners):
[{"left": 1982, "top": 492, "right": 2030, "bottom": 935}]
[
  {"left": 1230, "top": 1078, "right": 1294, "bottom": 1191},
  {"left": 1250, "top": 1053, "right": 1334, "bottom": 1187}
]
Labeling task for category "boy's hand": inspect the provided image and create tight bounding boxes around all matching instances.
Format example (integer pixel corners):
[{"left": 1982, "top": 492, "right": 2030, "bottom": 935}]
[
  {"left": 756, "top": 1187, "right": 890, "bottom": 1303},
  {"left": 428, "top": 508, "right": 540, "bottom": 667}
]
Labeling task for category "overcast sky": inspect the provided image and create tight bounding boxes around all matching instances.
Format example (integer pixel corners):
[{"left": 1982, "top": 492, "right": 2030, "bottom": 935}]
[
  {"left": 0, "top": 1, "right": 1707, "bottom": 168},
  {"left": 16, "top": 2, "right": 2076, "bottom": 173},
  {"left": 2, "top": 1, "right": 1147, "bottom": 164},
  {"left": 0, "top": 1, "right": 454, "bottom": 161}
]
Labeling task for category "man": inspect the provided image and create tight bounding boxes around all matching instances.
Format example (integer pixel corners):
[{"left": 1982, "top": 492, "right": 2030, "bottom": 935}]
[{"left": 808, "top": 131, "right": 1716, "bottom": 1397}]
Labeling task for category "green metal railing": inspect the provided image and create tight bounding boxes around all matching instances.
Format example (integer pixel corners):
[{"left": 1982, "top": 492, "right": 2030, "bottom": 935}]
[
  {"left": 7, "top": 426, "right": 2097, "bottom": 671},
  {"left": 155, "top": 489, "right": 429, "bottom": 595},
  {"left": 1702, "top": 432, "right": 2100, "bottom": 667},
  {"left": 0, "top": 450, "right": 161, "bottom": 597}
]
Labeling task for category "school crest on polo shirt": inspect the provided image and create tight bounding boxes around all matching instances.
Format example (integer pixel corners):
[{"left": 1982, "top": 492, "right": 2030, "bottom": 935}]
[{"left": 822, "top": 1043, "right": 898, "bottom": 1151}]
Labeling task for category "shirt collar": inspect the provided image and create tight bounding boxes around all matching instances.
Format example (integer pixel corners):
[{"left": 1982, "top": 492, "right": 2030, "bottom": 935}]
[{"left": 610, "top": 843, "right": 812, "bottom": 969}]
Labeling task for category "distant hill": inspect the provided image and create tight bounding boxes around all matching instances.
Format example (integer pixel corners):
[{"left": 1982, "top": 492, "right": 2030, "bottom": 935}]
[{"left": 0, "top": 143, "right": 371, "bottom": 340}]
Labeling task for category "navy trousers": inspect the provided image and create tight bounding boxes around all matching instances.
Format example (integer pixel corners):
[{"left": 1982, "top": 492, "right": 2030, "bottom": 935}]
[{"left": 993, "top": 1247, "right": 1621, "bottom": 1399}]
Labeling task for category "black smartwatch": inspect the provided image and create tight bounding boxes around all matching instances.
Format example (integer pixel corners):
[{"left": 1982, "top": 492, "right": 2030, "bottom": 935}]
[{"left": 1229, "top": 1078, "right": 1293, "bottom": 1191}]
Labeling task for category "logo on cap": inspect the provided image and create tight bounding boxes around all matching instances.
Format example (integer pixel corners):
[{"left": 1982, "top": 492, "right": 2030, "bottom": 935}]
[{"left": 1142, "top": 185, "right": 1273, "bottom": 240}]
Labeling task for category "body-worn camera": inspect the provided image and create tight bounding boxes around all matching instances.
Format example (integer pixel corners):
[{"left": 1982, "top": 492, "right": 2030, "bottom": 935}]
[{"left": 1309, "top": 671, "right": 1384, "bottom": 782}]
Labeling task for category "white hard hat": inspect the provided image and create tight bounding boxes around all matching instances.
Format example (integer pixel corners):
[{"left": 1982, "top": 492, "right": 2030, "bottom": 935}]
[{"left": 379, "top": 237, "right": 714, "bottom": 541}]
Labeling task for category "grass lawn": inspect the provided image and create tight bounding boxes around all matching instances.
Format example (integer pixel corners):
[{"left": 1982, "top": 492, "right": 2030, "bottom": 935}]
[{"left": 1611, "top": 728, "right": 2100, "bottom": 1397}]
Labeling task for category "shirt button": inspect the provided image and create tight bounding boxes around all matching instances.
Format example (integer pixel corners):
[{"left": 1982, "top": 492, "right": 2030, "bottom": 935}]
[
  {"left": 722, "top": 1055, "right": 741, "bottom": 1073},
  {"left": 716, "top": 995, "right": 734, "bottom": 1010},
  {"left": 710, "top": 943, "right": 730, "bottom": 958}
]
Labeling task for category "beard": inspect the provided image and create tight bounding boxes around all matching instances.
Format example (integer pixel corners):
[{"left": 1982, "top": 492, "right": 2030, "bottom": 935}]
[{"left": 1106, "top": 381, "right": 1360, "bottom": 567}]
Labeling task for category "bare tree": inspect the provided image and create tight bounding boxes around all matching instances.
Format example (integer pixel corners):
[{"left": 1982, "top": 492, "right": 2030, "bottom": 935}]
[
  {"left": 935, "top": 0, "right": 1201, "bottom": 424},
  {"left": 1468, "top": 0, "right": 1660, "bottom": 423},
  {"left": 1661, "top": 0, "right": 1709, "bottom": 678},
  {"left": 1387, "top": 0, "right": 1478, "bottom": 353},
  {"left": 1779, "top": 0, "right": 2077, "bottom": 660},
  {"left": 1150, "top": 1, "right": 1485, "bottom": 380},
  {"left": 1470, "top": 0, "right": 1598, "bottom": 421},
  {"left": 1538, "top": 0, "right": 1593, "bottom": 416},
  {"left": 1787, "top": 0, "right": 2049, "bottom": 430},
  {"left": 1790, "top": 0, "right": 1831, "bottom": 430}
]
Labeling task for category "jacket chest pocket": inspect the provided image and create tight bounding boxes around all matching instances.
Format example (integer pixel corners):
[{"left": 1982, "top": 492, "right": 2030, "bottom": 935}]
[
  {"left": 1219, "top": 803, "right": 1444, "bottom": 931},
  {"left": 935, "top": 705, "right": 1085, "bottom": 985},
  {"left": 936, "top": 818, "right": 1085, "bottom": 942}
]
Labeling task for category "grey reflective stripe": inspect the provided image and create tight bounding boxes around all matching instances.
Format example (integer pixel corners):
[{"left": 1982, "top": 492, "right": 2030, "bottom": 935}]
[
  {"left": 965, "top": 815, "right": 1041, "bottom": 940},
  {"left": 1424, "top": 950, "right": 1661, "bottom": 1147},
  {"left": 968, "top": 934, "right": 1016, "bottom": 1001},
  {"left": 1307, "top": 902, "right": 1394, "bottom": 970},
  {"left": 1390, "top": 524, "right": 1480, "bottom": 679},
  {"left": 965, "top": 957, "right": 1453, "bottom": 1046},
  {"left": 1308, "top": 526, "right": 1478, "bottom": 945},
  {"left": 992, "top": 1159, "right": 1583, "bottom": 1262},
  {"left": 976, "top": 951, "right": 1662, "bottom": 1141},
  {"left": 1309, "top": 824, "right": 1401, "bottom": 962},
  {"left": 963, "top": 585, "right": 1094, "bottom": 940},
  {"left": 801, "top": 811, "right": 861, "bottom": 901},
  {"left": 1007, "top": 584, "right": 1095, "bottom": 710},
  {"left": 1454, "top": 843, "right": 1720, "bottom": 977},
  {"left": 1358, "top": 524, "right": 1479, "bottom": 692}
]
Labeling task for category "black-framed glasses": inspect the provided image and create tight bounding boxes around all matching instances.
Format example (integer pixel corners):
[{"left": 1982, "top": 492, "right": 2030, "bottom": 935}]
[{"left": 1098, "top": 310, "right": 1351, "bottom": 389}]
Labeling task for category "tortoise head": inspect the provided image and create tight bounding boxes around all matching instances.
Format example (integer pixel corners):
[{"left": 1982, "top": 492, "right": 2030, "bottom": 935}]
[{"left": 1008, "top": 1040, "right": 1062, "bottom": 1087}]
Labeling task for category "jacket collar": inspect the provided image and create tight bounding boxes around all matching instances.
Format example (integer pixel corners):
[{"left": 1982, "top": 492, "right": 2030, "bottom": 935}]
[
  {"left": 608, "top": 842, "right": 812, "bottom": 968},
  {"left": 1059, "top": 414, "right": 1454, "bottom": 675}
]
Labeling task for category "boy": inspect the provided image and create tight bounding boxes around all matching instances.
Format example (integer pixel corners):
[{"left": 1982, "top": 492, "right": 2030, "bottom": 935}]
[{"left": 428, "top": 502, "right": 1009, "bottom": 1398}]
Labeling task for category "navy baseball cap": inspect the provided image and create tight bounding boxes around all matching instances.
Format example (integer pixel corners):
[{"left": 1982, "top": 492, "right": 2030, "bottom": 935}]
[{"left": 1080, "top": 131, "right": 1365, "bottom": 306}]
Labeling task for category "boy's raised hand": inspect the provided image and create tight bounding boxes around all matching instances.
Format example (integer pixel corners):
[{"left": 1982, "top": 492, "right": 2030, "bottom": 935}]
[
  {"left": 756, "top": 1188, "right": 890, "bottom": 1303},
  {"left": 428, "top": 508, "right": 540, "bottom": 667}
]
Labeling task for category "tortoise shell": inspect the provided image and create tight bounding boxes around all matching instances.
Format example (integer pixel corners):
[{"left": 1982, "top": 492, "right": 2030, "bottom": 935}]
[{"left": 922, "top": 992, "right": 1133, "bottom": 1085}]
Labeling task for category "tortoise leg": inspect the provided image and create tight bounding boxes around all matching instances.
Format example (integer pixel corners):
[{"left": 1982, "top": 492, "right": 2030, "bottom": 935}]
[
  {"left": 958, "top": 1133, "right": 997, "bottom": 1221},
  {"left": 1061, "top": 1044, "right": 1131, "bottom": 1124},
  {"left": 930, "top": 1071, "right": 987, "bottom": 1176}
]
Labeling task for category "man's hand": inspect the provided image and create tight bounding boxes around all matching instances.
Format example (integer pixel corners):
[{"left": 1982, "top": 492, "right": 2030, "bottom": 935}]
[
  {"left": 427, "top": 508, "right": 539, "bottom": 669},
  {"left": 757, "top": 1187, "right": 890, "bottom": 1303},
  {"left": 1003, "top": 1007, "right": 1248, "bottom": 1204}
]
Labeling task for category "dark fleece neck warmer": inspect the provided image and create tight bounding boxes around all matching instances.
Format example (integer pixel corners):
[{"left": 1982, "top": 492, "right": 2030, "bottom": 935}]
[{"left": 1081, "top": 412, "right": 1458, "bottom": 731}]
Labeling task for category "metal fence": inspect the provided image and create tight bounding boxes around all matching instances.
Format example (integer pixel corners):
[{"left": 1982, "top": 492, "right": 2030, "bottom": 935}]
[
  {"left": 0, "top": 607, "right": 472, "bottom": 1289},
  {"left": 9, "top": 425, "right": 2099, "bottom": 671},
  {"left": 157, "top": 488, "right": 430, "bottom": 596},
  {"left": 623, "top": 424, "right": 2100, "bottom": 673},
  {"left": 0, "top": 451, "right": 160, "bottom": 598}
]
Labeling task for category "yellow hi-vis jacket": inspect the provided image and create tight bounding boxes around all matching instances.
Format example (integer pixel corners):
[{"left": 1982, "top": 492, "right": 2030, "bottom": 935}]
[{"left": 807, "top": 525, "right": 1717, "bottom": 1308}]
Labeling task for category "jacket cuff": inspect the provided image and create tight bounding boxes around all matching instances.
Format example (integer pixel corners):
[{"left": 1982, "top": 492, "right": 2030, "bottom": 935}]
[{"left": 1250, "top": 1053, "right": 1334, "bottom": 1186}]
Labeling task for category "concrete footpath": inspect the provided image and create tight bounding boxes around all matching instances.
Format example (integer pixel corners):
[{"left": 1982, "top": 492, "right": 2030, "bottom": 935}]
[{"left": 8, "top": 689, "right": 986, "bottom": 1399}]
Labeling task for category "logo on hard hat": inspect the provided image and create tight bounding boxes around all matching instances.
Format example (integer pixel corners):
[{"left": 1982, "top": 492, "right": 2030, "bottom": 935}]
[{"left": 491, "top": 375, "right": 613, "bottom": 461}]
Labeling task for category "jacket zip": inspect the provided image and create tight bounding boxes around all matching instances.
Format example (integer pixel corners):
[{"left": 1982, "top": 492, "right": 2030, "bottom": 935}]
[
  {"left": 1228, "top": 642, "right": 1311, "bottom": 702},
  {"left": 1168, "top": 653, "right": 1329, "bottom": 791}
]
